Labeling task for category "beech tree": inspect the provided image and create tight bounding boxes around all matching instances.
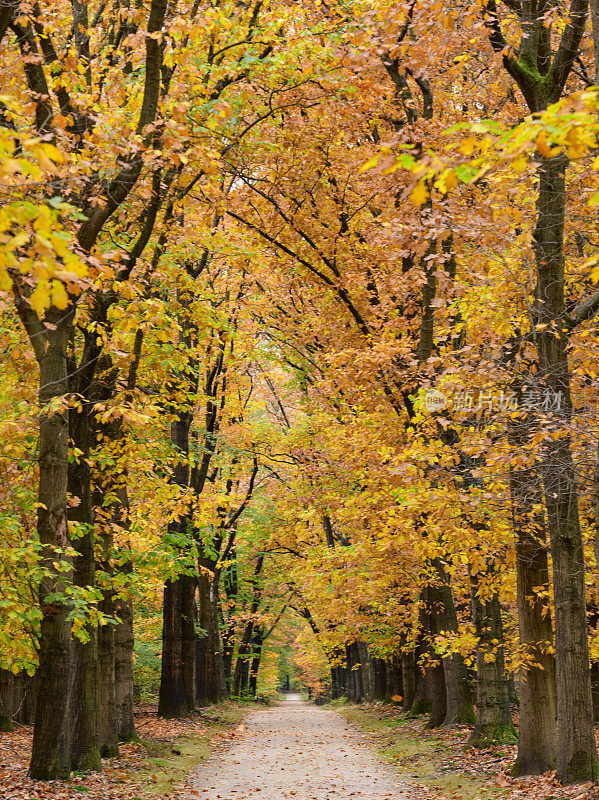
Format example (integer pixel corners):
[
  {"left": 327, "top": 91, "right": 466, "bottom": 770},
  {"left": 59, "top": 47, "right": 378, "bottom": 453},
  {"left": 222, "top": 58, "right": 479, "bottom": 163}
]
[{"left": 3, "top": 0, "right": 599, "bottom": 791}]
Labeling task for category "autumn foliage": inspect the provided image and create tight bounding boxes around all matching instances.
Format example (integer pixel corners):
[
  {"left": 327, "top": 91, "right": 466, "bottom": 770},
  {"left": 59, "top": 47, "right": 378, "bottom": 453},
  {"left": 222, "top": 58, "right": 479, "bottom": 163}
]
[{"left": 3, "top": 0, "right": 599, "bottom": 792}]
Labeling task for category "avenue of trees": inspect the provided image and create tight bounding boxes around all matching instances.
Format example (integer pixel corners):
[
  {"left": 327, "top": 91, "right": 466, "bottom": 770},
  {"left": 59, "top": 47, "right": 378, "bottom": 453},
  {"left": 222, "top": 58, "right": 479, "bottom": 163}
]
[{"left": 3, "top": 0, "right": 599, "bottom": 788}]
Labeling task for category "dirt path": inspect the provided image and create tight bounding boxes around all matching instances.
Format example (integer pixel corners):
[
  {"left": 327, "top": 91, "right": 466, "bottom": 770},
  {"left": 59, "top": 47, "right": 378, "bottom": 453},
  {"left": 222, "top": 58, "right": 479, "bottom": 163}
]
[{"left": 189, "top": 694, "right": 413, "bottom": 799}]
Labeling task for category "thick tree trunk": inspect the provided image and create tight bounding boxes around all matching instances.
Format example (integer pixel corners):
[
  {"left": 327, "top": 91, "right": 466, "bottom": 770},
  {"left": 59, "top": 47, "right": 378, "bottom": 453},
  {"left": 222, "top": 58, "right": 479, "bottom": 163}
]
[
  {"left": 534, "top": 154, "right": 598, "bottom": 784},
  {"left": 221, "top": 557, "right": 238, "bottom": 694},
  {"left": 408, "top": 666, "right": 433, "bottom": 717},
  {"left": 468, "top": 572, "right": 516, "bottom": 747},
  {"left": 114, "top": 593, "right": 135, "bottom": 740},
  {"left": 159, "top": 577, "right": 191, "bottom": 718},
  {"left": 352, "top": 644, "right": 364, "bottom": 702},
  {"left": 197, "top": 568, "right": 225, "bottom": 703},
  {"left": 386, "top": 654, "right": 403, "bottom": 699},
  {"left": 509, "top": 420, "right": 557, "bottom": 775},
  {"left": 427, "top": 663, "right": 447, "bottom": 729},
  {"left": 97, "top": 608, "right": 118, "bottom": 757},
  {"left": 29, "top": 316, "right": 74, "bottom": 781},
  {"left": 372, "top": 658, "right": 388, "bottom": 700},
  {"left": 428, "top": 560, "right": 475, "bottom": 725},
  {"left": 412, "top": 595, "right": 445, "bottom": 726},
  {"left": 249, "top": 627, "right": 265, "bottom": 697},
  {"left": 357, "top": 642, "right": 374, "bottom": 702},
  {"left": 0, "top": 670, "right": 15, "bottom": 731},
  {"left": 68, "top": 405, "right": 102, "bottom": 772},
  {"left": 401, "top": 650, "right": 416, "bottom": 711},
  {"left": 181, "top": 574, "right": 197, "bottom": 710},
  {"left": 90, "top": 364, "right": 120, "bottom": 759},
  {"left": 159, "top": 411, "right": 194, "bottom": 718}
]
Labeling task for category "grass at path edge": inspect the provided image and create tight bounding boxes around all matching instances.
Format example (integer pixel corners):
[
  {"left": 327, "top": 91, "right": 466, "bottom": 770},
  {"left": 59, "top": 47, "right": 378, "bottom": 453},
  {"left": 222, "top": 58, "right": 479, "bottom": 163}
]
[
  {"left": 126, "top": 701, "right": 248, "bottom": 798},
  {"left": 329, "top": 701, "right": 511, "bottom": 800}
]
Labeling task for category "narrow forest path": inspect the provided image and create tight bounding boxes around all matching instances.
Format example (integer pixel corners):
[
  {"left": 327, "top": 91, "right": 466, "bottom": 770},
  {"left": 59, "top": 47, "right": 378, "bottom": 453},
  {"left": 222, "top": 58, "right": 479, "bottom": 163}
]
[{"left": 189, "top": 694, "right": 413, "bottom": 799}]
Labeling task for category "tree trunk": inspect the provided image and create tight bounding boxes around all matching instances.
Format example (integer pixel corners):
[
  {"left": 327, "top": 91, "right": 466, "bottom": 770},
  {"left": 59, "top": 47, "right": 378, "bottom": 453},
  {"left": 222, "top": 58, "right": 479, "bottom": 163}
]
[
  {"left": 534, "top": 154, "right": 598, "bottom": 783},
  {"left": 159, "top": 577, "right": 191, "bottom": 718},
  {"left": 0, "top": 670, "right": 37, "bottom": 728},
  {"left": 0, "top": 670, "right": 15, "bottom": 731},
  {"left": 352, "top": 643, "right": 364, "bottom": 702},
  {"left": 231, "top": 555, "right": 264, "bottom": 699},
  {"left": 68, "top": 404, "right": 102, "bottom": 773},
  {"left": 509, "top": 418, "right": 557, "bottom": 775},
  {"left": 29, "top": 315, "right": 74, "bottom": 781},
  {"left": 357, "top": 642, "right": 374, "bottom": 702},
  {"left": 114, "top": 593, "right": 135, "bottom": 740},
  {"left": 401, "top": 650, "right": 416, "bottom": 711},
  {"left": 249, "top": 627, "right": 265, "bottom": 697},
  {"left": 181, "top": 574, "right": 197, "bottom": 710},
  {"left": 408, "top": 666, "right": 433, "bottom": 717},
  {"left": 197, "top": 567, "right": 225, "bottom": 703},
  {"left": 429, "top": 560, "right": 475, "bottom": 725},
  {"left": 90, "top": 362, "right": 120, "bottom": 759},
  {"left": 419, "top": 588, "right": 447, "bottom": 728},
  {"left": 97, "top": 609, "right": 118, "bottom": 757},
  {"left": 232, "top": 622, "right": 253, "bottom": 698},
  {"left": 158, "top": 411, "right": 193, "bottom": 718},
  {"left": 468, "top": 571, "right": 516, "bottom": 747},
  {"left": 386, "top": 654, "right": 403, "bottom": 699},
  {"left": 427, "top": 663, "right": 447, "bottom": 729},
  {"left": 221, "top": 556, "right": 238, "bottom": 693}
]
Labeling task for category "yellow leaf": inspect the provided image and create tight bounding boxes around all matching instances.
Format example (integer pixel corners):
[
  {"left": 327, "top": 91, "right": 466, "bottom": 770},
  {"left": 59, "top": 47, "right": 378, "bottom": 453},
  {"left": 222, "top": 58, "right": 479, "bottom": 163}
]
[
  {"left": 51, "top": 280, "right": 69, "bottom": 310},
  {"left": 536, "top": 130, "right": 552, "bottom": 158},
  {"left": 435, "top": 168, "right": 458, "bottom": 194},
  {"left": 511, "top": 155, "right": 527, "bottom": 174},
  {"left": 410, "top": 180, "right": 429, "bottom": 206},
  {"left": 459, "top": 137, "right": 477, "bottom": 156},
  {"left": 35, "top": 149, "right": 58, "bottom": 173},
  {"left": 29, "top": 280, "right": 50, "bottom": 317},
  {"left": 0, "top": 159, "right": 22, "bottom": 175}
]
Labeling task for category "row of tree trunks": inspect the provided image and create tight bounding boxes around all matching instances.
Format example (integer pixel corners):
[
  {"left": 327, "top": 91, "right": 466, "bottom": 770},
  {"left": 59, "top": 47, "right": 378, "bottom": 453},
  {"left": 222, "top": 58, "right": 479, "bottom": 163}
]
[
  {"left": 0, "top": 670, "right": 36, "bottom": 730},
  {"left": 232, "top": 555, "right": 265, "bottom": 697},
  {"left": 332, "top": 643, "right": 391, "bottom": 703}
]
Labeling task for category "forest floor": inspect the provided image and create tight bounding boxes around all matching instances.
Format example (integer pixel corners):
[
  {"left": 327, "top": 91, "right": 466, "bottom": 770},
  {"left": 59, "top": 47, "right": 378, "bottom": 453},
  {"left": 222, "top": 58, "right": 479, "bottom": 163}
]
[
  {"left": 0, "top": 701, "right": 247, "bottom": 800},
  {"left": 189, "top": 692, "right": 412, "bottom": 798},
  {"left": 5, "top": 697, "right": 599, "bottom": 800},
  {"left": 336, "top": 701, "right": 599, "bottom": 800}
]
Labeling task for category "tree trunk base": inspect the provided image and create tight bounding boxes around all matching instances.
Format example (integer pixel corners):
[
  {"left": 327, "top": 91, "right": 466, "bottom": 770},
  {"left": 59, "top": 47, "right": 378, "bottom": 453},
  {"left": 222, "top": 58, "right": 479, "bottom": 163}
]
[
  {"left": 0, "top": 715, "right": 13, "bottom": 732},
  {"left": 73, "top": 749, "right": 102, "bottom": 773},
  {"left": 443, "top": 702, "right": 475, "bottom": 727},
  {"left": 557, "top": 752, "right": 599, "bottom": 786},
  {"left": 511, "top": 752, "right": 556, "bottom": 777},
  {"left": 407, "top": 698, "right": 431, "bottom": 718},
  {"left": 468, "top": 723, "right": 517, "bottom": 748},
  {"left": 100, "top": 743, "right": 120, "bottom": 758}
]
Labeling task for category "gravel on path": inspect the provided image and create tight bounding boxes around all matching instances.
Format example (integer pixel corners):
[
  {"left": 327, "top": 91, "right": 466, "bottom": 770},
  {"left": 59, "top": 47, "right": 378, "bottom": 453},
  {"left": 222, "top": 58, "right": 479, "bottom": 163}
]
[{"left": 189, "top": 693, "right": 413, "bottom": 799}]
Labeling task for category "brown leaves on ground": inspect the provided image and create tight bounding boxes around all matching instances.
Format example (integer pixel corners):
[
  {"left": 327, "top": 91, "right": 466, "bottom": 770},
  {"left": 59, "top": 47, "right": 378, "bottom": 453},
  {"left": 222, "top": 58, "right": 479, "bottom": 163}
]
[
  {"left": 0, "top": 704, "right": 230, "bottom": 800},
  {"left": 348, "top": 703, "right": 599, "bottom": 800}
]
